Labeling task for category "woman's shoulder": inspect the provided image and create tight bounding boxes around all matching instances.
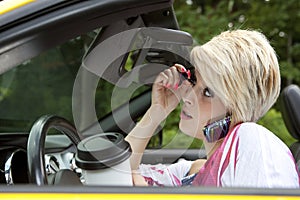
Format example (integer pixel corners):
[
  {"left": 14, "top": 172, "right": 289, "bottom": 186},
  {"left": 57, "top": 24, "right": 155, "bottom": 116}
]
[
  {"left": 226, "top": 122, "right": 264, "bottom": 145},
  {"left": 236, "top": 122, "right": 277, "bottom": 139},
  {"left": 232, "top": 122, "right": 289, "bottom": 152},
  {"left": 238, "top": 122, "right": 268, "bottom": 133},
  {"left": 221, "top": 122, "right": 299, "bottom": 188}
]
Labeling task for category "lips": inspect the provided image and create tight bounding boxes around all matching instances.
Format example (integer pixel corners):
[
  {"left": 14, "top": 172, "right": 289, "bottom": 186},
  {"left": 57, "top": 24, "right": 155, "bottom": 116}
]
[{"left": 180, "top": 110, "right": 192, "bottom": 120}]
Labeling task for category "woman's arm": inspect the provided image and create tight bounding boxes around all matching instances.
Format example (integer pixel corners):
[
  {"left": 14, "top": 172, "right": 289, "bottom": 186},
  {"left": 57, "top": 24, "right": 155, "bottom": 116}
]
[
  {"left": 125, "top": 106, "right": 164, "bottom": 170},
  {"left": 125, "top": 65, "right": 189, "bottom": 170},
  {"left": 132, "top": 159, "right": 207, "bottom": 186}
]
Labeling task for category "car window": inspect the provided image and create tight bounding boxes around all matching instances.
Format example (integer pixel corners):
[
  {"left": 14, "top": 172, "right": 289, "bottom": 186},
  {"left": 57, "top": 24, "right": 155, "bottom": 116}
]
[
  {"left": 0, "top": 30, "right": 98, "bottom": 132},
  {"left": 0, "top": 27, "right": 201, "bottom": 149}
]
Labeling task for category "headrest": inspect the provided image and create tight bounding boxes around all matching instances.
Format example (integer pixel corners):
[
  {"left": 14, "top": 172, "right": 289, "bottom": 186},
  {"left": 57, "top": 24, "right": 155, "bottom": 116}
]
[{"left": 281, "top": 84, "right": 300, "bottom": 140}]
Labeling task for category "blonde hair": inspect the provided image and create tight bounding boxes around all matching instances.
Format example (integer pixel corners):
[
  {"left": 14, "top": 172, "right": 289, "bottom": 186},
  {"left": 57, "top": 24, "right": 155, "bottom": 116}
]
[{"left": 191, "top": 29, "right": 281, "bottom": 124}]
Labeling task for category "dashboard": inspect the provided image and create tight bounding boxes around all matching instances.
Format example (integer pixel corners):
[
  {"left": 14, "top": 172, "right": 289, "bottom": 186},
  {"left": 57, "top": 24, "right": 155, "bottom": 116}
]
[
  {"left": 0, "top": 133, "right": 205, "bottom": 185},
  {"left": 0, "top": 134, "right": 78, "bottom": 185}
]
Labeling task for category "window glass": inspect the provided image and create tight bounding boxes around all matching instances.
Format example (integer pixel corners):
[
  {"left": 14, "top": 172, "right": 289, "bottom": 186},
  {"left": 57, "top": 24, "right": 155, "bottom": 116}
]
[
  {"left": 0, "top": 28, "right": 201, "bottom": 149},
  {"left": 0, "top": 32, "right": 96, "bottom": 132}
]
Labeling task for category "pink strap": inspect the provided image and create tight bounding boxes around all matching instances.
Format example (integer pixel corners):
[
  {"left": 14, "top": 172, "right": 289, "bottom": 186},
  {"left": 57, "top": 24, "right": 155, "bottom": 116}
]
[{"left": 218, "top": 124, "right": 241, "bottom": 186}]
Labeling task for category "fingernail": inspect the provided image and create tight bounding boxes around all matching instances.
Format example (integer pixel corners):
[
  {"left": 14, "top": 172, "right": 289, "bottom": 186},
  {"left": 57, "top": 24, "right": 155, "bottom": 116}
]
[
  {"left": 179, "top": 68, "right": 185, "bottom": 73},
  {"left": 186, "top": 70, "right": 191, "bottom": 79}
]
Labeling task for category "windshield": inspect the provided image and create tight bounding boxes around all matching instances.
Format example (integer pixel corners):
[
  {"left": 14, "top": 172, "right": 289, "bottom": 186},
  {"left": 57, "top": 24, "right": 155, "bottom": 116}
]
[{"left": 0, "top": 29, "right": 149, "bottom": 133}]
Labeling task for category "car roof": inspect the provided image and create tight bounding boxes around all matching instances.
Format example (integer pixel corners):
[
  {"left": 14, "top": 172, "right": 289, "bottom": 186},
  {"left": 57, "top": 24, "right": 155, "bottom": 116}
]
[
  {"left": 0, "top": 0, "right": 176, "bottom": 45},
  {"left": 0, "top": 0, "right": 177, "bottom": 74},
  {"left": 0, "top": 0, "right": 174, "bottom": 31},
  {"left": 0, "top": 0, "right": 63, "bottom": 26}
]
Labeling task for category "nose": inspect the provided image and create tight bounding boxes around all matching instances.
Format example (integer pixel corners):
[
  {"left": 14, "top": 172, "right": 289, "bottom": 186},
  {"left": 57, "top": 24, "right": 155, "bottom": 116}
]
[{"left": 181, "top": 82, "right": 193, "bottom": 106}]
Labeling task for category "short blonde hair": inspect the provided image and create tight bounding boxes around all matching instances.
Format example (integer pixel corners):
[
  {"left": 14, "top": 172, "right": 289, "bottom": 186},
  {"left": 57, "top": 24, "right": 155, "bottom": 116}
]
[{"left": 191, "top": 29, "right": 281, "bottom": 124}]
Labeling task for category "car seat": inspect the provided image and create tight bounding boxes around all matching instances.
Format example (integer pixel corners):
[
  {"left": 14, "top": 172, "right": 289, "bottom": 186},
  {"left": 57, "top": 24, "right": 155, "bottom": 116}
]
[{"left": 281, "top": 84, "right": 300, "bottom": 170}]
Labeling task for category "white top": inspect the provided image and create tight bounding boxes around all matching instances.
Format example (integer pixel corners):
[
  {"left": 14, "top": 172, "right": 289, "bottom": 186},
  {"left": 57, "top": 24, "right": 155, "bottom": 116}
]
[
  {"left": 220, "top": 122, "right": 299, "bottom": 188},
  {"left": 138, "top": 122, "right": 300, "bottom": 188}
]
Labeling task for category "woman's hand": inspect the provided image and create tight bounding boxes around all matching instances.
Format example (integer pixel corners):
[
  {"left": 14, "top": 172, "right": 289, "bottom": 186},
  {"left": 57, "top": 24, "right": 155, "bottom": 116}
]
[
  {"left": 150, "top": 64, "right": 190, "bottom": 120},
  {"left": 125, "top": 64, "right": 191, "bottom": 170}
]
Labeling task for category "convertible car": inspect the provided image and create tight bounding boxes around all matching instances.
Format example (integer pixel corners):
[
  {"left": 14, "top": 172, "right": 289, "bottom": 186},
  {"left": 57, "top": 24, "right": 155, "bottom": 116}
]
[{"left": 0, "top": 0, "right": 299, "bottom": 199}]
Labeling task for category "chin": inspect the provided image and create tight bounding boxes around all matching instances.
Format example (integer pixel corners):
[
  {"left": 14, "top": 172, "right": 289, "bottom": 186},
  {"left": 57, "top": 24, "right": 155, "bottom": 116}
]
[
  {"left": 179, "top": 121, "right": 196, "bottom": 138},
  {"left": 179, "top": 120, "right": 204, "bottom": 140}
]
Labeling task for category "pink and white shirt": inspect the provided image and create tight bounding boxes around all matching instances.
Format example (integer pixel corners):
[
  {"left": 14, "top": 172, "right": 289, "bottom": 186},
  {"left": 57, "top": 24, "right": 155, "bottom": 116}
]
[{"left": 138, "top": 123, "right": 300, "bottom": 188}]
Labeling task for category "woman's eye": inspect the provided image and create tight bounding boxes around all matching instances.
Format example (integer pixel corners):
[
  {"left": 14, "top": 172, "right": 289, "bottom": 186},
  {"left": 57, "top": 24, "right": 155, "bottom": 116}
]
[{"left": 203, "top": 87, "right": 214, "bottom": 97}]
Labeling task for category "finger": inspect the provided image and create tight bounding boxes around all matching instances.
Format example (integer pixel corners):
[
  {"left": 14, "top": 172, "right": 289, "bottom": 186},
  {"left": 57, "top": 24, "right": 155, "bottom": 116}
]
[
  {"left": 155, "top": 66, "right": 183, "bottom": 89},
  {"left": 163, "top": 68, "right": 174, "bottom": 88},
  {"left": 174, "top": 63, "right": 187, "bottom": 73},
  {"left": 170, "top": 66, "right": 181, "bottom": 90},
  {"left": 178, "top": 80, "right": 192, "bottom": 98},
  {"left": 154, "top": 70, "right": 168, "bottom": 86}
]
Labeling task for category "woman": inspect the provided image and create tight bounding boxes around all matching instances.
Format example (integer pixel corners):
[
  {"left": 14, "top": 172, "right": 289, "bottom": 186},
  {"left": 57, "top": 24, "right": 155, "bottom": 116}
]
[{"left": 125, "top": 29, "right": 300, "bottom": 187}]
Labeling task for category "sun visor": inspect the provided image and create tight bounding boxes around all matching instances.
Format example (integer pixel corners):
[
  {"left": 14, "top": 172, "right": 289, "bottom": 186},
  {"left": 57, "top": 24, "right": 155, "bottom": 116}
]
[{"left": 82, "top": 26, "right": 193, "bottom": 88}]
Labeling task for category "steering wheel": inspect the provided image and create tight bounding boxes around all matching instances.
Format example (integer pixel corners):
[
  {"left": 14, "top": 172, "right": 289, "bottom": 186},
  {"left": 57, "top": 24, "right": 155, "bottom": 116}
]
[{"left": 27, "top": 115, "right": 82, "bottom": 185}]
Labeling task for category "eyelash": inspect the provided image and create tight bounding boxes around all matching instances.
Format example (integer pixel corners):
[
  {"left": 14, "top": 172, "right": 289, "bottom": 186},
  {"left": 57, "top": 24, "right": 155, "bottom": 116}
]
[{"left": 203, "top": 87, "right": 214, "bottom": 97}]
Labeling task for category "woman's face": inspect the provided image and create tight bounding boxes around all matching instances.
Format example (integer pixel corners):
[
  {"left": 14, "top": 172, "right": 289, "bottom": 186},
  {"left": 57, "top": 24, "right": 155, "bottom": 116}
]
[{"left": 179, "top": 72, "right": 227, "bottom": 140}]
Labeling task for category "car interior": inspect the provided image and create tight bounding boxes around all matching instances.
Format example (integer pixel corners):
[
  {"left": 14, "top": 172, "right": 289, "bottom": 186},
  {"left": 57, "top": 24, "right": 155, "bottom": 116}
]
[
  {"left": 281, "top": 84, "right": 300, "bottom": 170},
  {"left": 0, "top": 0, "right": 300, "bottom": 197},
  {"left": 0, "top": 0, "right": 207, "bottom": 186}
]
